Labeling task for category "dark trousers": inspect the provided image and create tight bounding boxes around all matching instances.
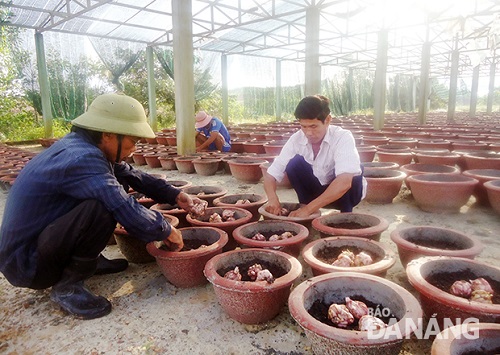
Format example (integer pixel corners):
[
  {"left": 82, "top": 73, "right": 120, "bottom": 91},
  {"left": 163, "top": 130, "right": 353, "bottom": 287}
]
[
  {"left": 285, "top": 155, "right": 364, "bottom": 212},
  {"left": 30, "top": 200, "right": 116, "bottom": 289}
]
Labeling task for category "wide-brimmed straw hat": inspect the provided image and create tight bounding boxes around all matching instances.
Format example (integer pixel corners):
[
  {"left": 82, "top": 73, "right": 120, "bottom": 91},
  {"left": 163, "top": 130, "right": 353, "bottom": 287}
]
[
  {"left": 195, "top": 111, "right": 213, "bottom": 128},
  {"left": 72, "top": 93, "right": 155, "bottom": 138}
]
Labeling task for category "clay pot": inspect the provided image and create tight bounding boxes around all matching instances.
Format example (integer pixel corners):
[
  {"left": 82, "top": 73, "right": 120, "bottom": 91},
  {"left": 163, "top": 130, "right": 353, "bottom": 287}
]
[
  {"left": 484, "top": 179, "right": 500, "bottom": 215},
  {"left": 173, "top": 156, "right": 197, "bottom": 174},
  {"left": 312, "top": 212, "right": 389, "bottom": 241},
  {"left": 192, "top": 157, "right": 221, "bottom": 176},
  {"left": 363, "top": 169, "right": 406, "bottom": 204},
  {"left": 114, "top": 214, "right": 179, "bottom": 264},
  {"left": 144, "top": 153, "right": 162, "bottom": 168},
  {"left": 431, "top": 323, "right": 500, "bottom": 355},
  {"left": 232, "top": 220, "right": 309, "bottom": 257},
  {"left": 302, "top": 236, "right": 396, "bottom": 277},
  {"left": 407, "top": 173, "right": 478, "bottom": 213},
  {"left": 132, "top": 151, "right": 147, "bottom": 165},
  {"left": 227, "top": 157, "right": 268, "bottom": 183},
  {"left": 128, "top": 191, "right": 156, "bottom": 208},
  {"left": 147, "top": 226, "right": 228, "bottom": 288},
  {"left": 390, "top": 226, "right": 483, "bottom": 268},
  {"left": 462, "top": 169, "right": 500, "bottom": 206},
  {"left": 413, "top": 152, "right": 460, "bottom": 166},
  {"left": 362, "top": 136, "right": 390, "bottom": 147},
  {"left": 288, "top": 272, "right": 422, "bottom": 355},
  {"left": 417, "top": 139, "right": 451, "bottom": 150},
  {"left": 242, "top": 140, "right": 268, "bottom": 154},
  {"left": 158, "top": 154, "right": 179, "bottom": 170},
  {"left": 356, "top": 145, "right": 377, "bottom": 163},
  {"left": 151, "top": 203, "right": 189, "bottom": 227},
  {"left": 164, "top": 179, "right": 192, "bottom": 190},
  {"left": 376, "top": 151, "right": 413, "bottom": 166},
  {"left": 406, "top": 256, "right": 500, "bottom": 325},
  {"left": 203, "top": 248, "right": 302, "bottom": 324},
  {"left": 463, "top": 151, "right": 500, "bottom": 170},
  {"left": 213, "top": 193, "right": 268, "bottom": 222},
  {"left": 400, "top": 163, "right": 460, "bottom": 190},
  {"left": 182, "top": 185, "right": 227, "bottom": 206},
  {"left": 258, "top": 202, "right": 321, "bottom": 229},
  {"left": 186, "top": 206, "right": 253, "bottom": 250},
  {"left": 259, "top": 162, "right": 292, "bottom": 189},
  {"left": 263, "top": 141, "right": 286, "bottom": 155},
  {"left": 361, "top": 162, "right": 399, "bottom": 170}
]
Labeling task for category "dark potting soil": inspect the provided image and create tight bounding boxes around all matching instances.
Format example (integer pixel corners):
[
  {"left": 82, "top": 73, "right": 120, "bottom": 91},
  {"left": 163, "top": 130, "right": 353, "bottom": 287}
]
[
  {"left": 425, "top": 269, "right": 500, "bottom": 304},
  {"left": 461, "top": 347, "right": 500, "bottom": 355},
  {"left": 308, "top": 295, "right": 399, "bottom": 330},
  {"left": 217, "top": 258, "right": 287, "bottom": 281},
  {"left": 405, "top": 236, "right": 465, "bottom": 250},
  {"left": 325, "top": 221, "right": 369, "bottom": 229},
  {"left": 245, "top": 230, "right": 297, "bottom": 240},
  {"left": 159, "top": 238, "right": 213, "bottom": 251},
  {"left": 316, "top": 246, "right": 379, "bottom": 264}
]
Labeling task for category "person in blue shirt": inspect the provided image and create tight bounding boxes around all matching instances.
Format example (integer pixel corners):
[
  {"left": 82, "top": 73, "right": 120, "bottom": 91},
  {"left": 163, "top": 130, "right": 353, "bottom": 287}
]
[
  {"left": 0, "top": 93, "right": 203, "bottom": 320},
  {"left": 195, "top": 111, "right": 231, "bottom": 152}
]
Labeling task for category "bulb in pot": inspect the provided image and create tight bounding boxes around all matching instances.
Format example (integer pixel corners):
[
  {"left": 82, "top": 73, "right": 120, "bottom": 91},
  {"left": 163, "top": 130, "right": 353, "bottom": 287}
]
[
  {"left": 358, "top": 315, "right": 387, "bottom": 331},
  {"left": 236, "top": 199, "right": 251, "bottom": 204},
  {"left": 251, "top": 233, "right": 266, "bottom": 241},
  {"left": 224, "top": 266, "right": 242, "bottom": 281},
  {"left": 332, "top": 254, "right": 354, "bottom": 267},
  {"left": 280, "top": 231, "right": 294, "bottom": 239},
  {"left": 209, "top": 212, "right": 223, "bottom": 223},
  {"left": 189, "top": 200, "right": 208, "bottom": 217},
  {"left": 470, "top": 278, "right": 494, "bottom": 294},
  {"left": 339, "top": 249, "right": 355, "bottom": 260},
  {"left": 470, "top": 289, "right": 493, "bottom": 304},
  {"left": 354, "top": 252, "right": 373, "bottom": 266},
  {"left": 269, "top": 234, "right": 281, "bottom": 241},
  {"left": 450, "top": 280, "right": 472, "bottom": 298},
  {"left": 222, "top": 209, "right": 236, "bottom": 221},
  {"left": 247, "top": 263, "right": 263, "bottom": 281},
  {"left": 345, "top": 297, "right": 369, "bottom": 319},
  {"left": 327, "top": 304, "right": 354, "bottom": 328},
  {"left": 255, "top": 269, "right": 274, "bottom": 284}
]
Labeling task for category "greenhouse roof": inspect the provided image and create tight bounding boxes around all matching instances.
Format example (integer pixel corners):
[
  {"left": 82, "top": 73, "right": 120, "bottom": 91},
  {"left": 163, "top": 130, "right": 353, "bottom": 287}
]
[{"left": 2, "top": 0, "right": 500, "bottom": 78}]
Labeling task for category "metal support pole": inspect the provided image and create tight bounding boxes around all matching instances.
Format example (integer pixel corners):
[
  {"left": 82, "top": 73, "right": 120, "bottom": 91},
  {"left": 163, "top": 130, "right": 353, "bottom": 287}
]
[
  {"left": 35, "top": 32, "right": 53, "bottom": 138},
  {"left": 276, "top": 59, "right": 282, "bottom": 120},
  {"left": 469, "top": 65, "right": 480, "bottom": 118},
  {"left": 417, "top": 41, "right": 431, "bottom": 125},
  {"left": 304, "top": 5, "right": 321, "bottom": 96},
  {"left": 447, "top": 37, "right": 459, "bottom": 123},
  {"left": 221, "top": 54, "right": 228, "bottom": 125},
  {"left": 146, "top": 46, "right": 157, "bottom": 132},
  {"left": 487, "top": 57, "right": 496, "bottom": 114},
  {"left": 373, "top": 29, "right": 388, "bottom": 130}
]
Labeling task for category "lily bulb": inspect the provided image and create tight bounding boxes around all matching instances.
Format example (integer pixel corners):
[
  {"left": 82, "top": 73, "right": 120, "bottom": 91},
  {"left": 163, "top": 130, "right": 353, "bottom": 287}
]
[
  {"left": 280, "top": 231, "right": 294, "bottom": 239},
  {"left": 470, "top": 290, "right": 493, "bottom": 304},
  {"left": 190, "top": 200, "right": 208, "bottom": 217},
  {"left": 269, "top": 234, "right": 281, "bottom": 241},
  {"left": 345, "top": 297, "right": 369, "bottom": 319},
  {"left": 209, "top": 212, "right": 223, "bottom": 223},
  {"left": 224, "top": 266, "right": 242, "bottom": 281},
  {"left": 247, "top": 263, "right": 263, "bottom": 281},
  {"left": 358, "top": 315, "right": 387, "bottom": 331},
  {"left": 450, "top": 280, "right": 472, "bottom": 298},
  {"left": 222, "top": 209, "right": 236, "bottom": 221},
  {"left": 339, "top": 249, "right": 355, "bottom": 261},
  {"left": 332, "top": 254, "right": 354, "bottom": 267},
  {"left": 251, "top": 233, "right": 266, "bottom": 241},
  {"left": 354, "top": 252, "right": 373, "bottom": 266},
  {"left": 255, "top": 269, "right": 275, "bottom": 284},
  {"left": 327, "top": 304, "right": 355, "bottom": 328},
  {"left": 470, "top": 278, "right": 494, "bottom": 294}
]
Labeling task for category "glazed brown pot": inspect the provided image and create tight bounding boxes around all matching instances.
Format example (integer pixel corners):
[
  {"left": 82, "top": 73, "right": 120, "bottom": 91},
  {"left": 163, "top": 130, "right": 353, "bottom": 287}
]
[
  {"left": 146, "top": 226, "right": 228, "bottom": 288},
  {"left": 462, "top": 169, "right": 500, "bottom": 206},
  {"left": 203, "top": 248, "right": 302, "bottom": 324},
  {"left": 114, "top": 214, "right": 180, "bottom": 264},
  {"left": 213, "top": 193, "right": 268, "bottom": 222},
  {"left": 311, "top": 212, "right": 389, "bottom": 241},
  {"left": 406, "top": 256, "right": 500, "bottom": 326},
  {"left": 183, "top": 185, "right": 227, "bottom": 206},
  {"left": 484, "top": 179, "right": 500, "bottom": 215},
  {"left": 363, "top": 169, "right": 406, "bottom": 204},
  {"left": 407, "top": 173, "right": 478, "bottom": 213},
  {"left": 390, "top": 226, "right": 483, "bottom": 268},
  {"left": 288, "top": 272, "right": 422, "bottom": 355},
  {"left": 258, "top": 202, "right": 321, "bottom": 229},
  {"left": 301, "top": 236, "right": 396, "bottom": 277},
  {"left": 431, "top": 323, "right": 500, "bottom": 355},
  {"left": 232, "top": 220, "right": 309, "bottom": 257}
]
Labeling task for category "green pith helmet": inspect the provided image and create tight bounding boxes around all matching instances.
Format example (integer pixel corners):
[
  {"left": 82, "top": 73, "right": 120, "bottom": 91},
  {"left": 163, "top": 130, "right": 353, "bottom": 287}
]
[{"left": 71, "top": 93, "right": 155, "bottom": 139}]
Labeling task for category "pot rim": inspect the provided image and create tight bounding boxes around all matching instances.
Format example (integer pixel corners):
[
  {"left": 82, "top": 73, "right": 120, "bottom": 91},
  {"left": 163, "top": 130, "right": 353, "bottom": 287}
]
[
  {"left": 213, "top": 193, "right": 268, "bottom": 207},
  {"left": 301, "top": 236, "right": 396, "bottom": 274},
  {"left": 406, "top": 256, "right": 500, "bottom": 314},
  {"left": 484, "top": 179, "right": 500, "bottom": 191},
  {"left": 183, "top": 185, "right": 228, "bottom": 196},
  {"left": 146, "top": 226, "right": 228, "bottom": 260},
  {"left": 431, "top": 323, "right": 500, "bottom": 354},
  {"left": 311, "top": 212, "right": 389, "bottom": 236},
  {"left": 288, "top": 272, "right": 422, "bottom": 344},
  {"left": 462, "top": 169, "right": 500, "bottom": 179},
  {"left": 203, "top": 248, "right": 302, "bottom": 292},
  {"left": 400, "top": 163, "right": 460, "bottom": 174},
  {"left": 186, "top": 206, "right": 253, "bottom": 226},
  {"left": 258, "top": 202, "right": 321, "bottom": 222},
  {"left": 390, "top": 226, "right": 483, "bottom": 257},
  {"left": 363, "top": 169, "right": 407, "bottom": 180},
  {"left": 406, "top": 173, "right": 479, "bottom": 185},
  {"left": 232, "top": 220, "right": 309, "bottom": 247}
]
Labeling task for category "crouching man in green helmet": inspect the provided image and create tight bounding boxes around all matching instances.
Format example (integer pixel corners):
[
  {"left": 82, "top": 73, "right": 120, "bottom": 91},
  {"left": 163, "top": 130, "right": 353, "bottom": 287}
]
[{"left": 0, "top": 93, "right": 203, "bottom": 320}]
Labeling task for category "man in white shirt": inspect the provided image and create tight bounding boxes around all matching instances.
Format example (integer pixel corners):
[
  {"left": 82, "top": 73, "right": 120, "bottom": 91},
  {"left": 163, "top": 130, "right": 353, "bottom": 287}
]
[{"left": 263, "top": 95, "right": 366, "bottom": 217}]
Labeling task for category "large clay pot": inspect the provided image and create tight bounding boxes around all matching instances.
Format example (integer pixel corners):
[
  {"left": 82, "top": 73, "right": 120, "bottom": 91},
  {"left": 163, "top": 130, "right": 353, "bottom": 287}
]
[
  {"left": 128, "top": 190, "right": 156, "bottom": 209},
  {"left": 413, "top": 151, "right": 460, "bottom": 166},
  {"left": 192, "top": 157, "right": 221, "bottom": 176},
  {"left": 158, "top": 153, "right": 179, "bottom": 170},
  {"left": 227, "top": 157, "right": 268, "bottom": 183},
  {"left": 301, "top": 236, "right": 396, "bottom": 277},
  {"left": 164, "top": 179, "right": 192, "bottom": 190},
  {"left": 407, "top": 173, "right": 478, "bottom": 213},
  {"left": 151, "top": 203, "right": 189, "bottom": 227},
  {"left": 213, "top": 193, "right": 268, "bottom": 222},
  {"left": 186, "top": 206, "right": 253, "bottom": 251},
  {"left": 390, "top": 226, "right": 483, "bottom": 268},
  {"left": 204, "top": 248, "right": 302, "bottom": 324},
  {"left": 114, "top": 214, "right": 180, "bottom": 264},
  {"left": 258, "top": 202, "right": 321, "bottom": 229},
  {"left": 146, "top": 226, "right": 228, "bottom": 288},
  {"left": 431, "top": 323, "right": 500, "bottom": 355},
  {"left": 182, "top": 185, "right": 227, "bottom": 206},
  {"left": 356, "top": 145, "right": 377, "bottom": 163},
  {"left": 376, "top": 151, "right": 413, "bottom": 166},
  {"left": 232, "top": 220, "right": 309, "bottom": 257},
  {"left": 363, "top": 169, "right": 406, "bottom": 204},
  {"left": 406, "top": 256, "right": 500, "bottom": 325},
  {"left": 288, "top": 272, "right": 422, "bottom": 355},
  {"left": 312, "top": 212, "right": 389, "bottom": 241},
  {"left": 484, "top": 179, "right": 500, "bottom": 215},
  {"left": 144, "top": 153, "right": 162, "bottom": 168},
  {"left": 361, "top": 162, "right": 399, "bottom": 170},
  {"left": 400, "top": 163, "right": 460, "bottom": 190},
  {"left": 462, "top": 169, "right": 500, "bottom": 206},
  {"left": 463, "top": 151, "right": 500, "bottom": 170},
  {"left": 173, "top": 156, "right": 197, "bottom": 174}
]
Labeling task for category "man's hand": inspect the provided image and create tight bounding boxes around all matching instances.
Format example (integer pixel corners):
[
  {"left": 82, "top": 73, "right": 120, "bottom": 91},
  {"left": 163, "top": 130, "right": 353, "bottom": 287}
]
[
  {"left": 175, "top": 192, "right": 195, "bottom": 210},
  {"left": 163, "top": 227, "right": 184, "bottom": 251},
  {"left": 265, "top": 200, "right": 282, "bottom": 216},
  {"left": 289, "top": 206, "right": 312, "bottom": 218}
]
